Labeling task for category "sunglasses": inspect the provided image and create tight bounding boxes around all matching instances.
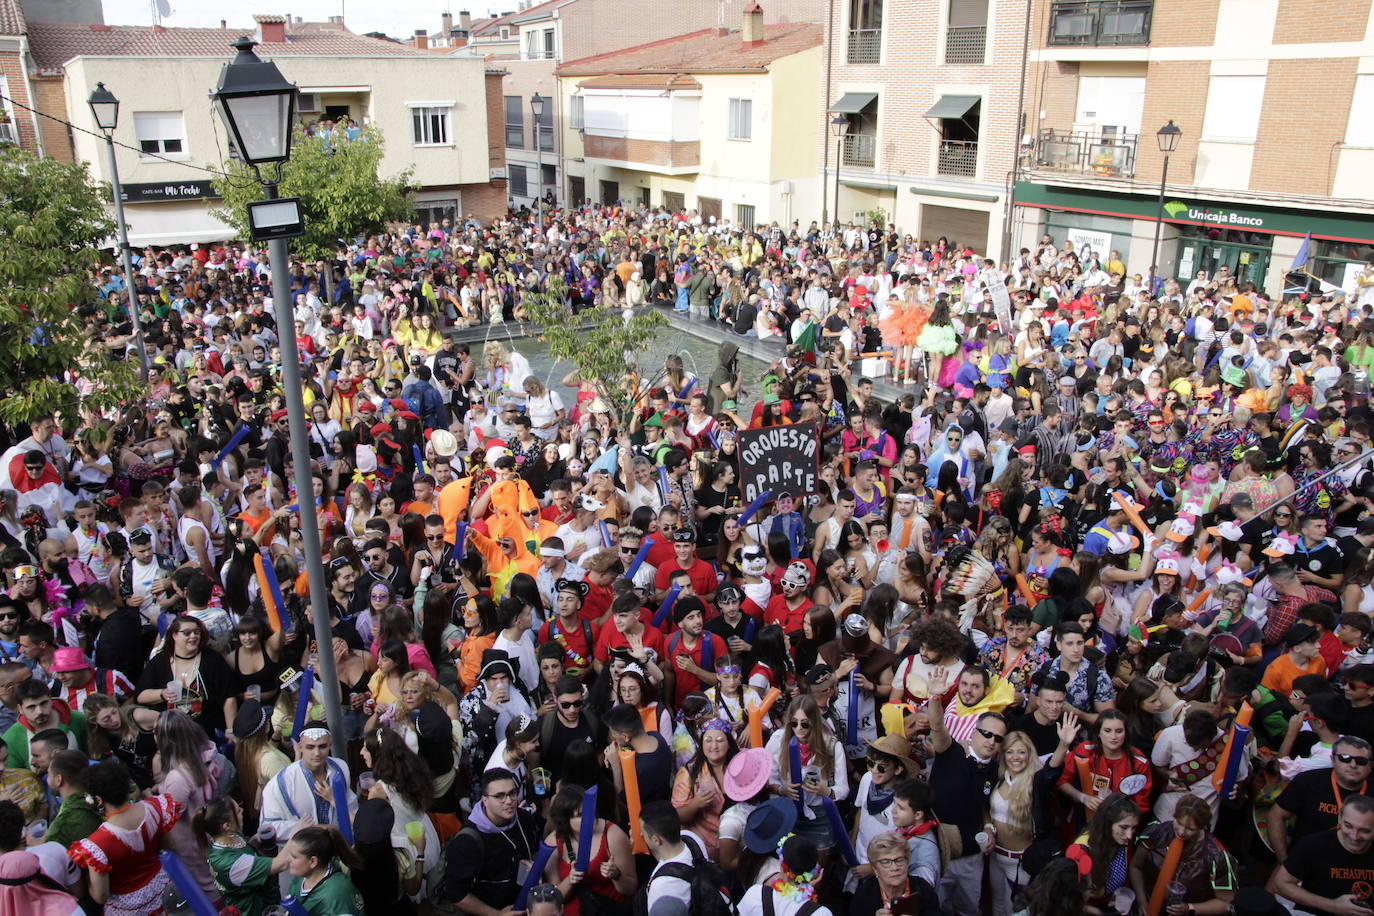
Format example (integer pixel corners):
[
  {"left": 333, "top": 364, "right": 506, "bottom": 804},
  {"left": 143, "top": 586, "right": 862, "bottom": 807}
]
[
  {"left": 22, "top": 465, "right": 42, "bottom": 473},
  {"left": 522, "top": 509, "right": 541, "bottom": 516},
  {"left": 11, "top": 566, "right": 38, "bottom": 580},
  {"left": 619, "top": 546, "right": 638, "bottom": 554},
  {"left": 866, "top": 756, "right": 893, "bottom": 771},
  {"left": 559, "top": 699, "right": 584, "bottom": 710},
  {"left": 1337, "top": 753, "right": 1371, "bottom": 767},
  {"left": 426, "top": 534, "right": 446, "bottom": 541},
  {"left": 0, "top": 613, "right": 19, "bottom": 621},
  {"left": 975, "top": 727, "right": 1006, "bottom": 744},
  {"left": 790, "top": 720, "right": 812, "bottom": 729}
]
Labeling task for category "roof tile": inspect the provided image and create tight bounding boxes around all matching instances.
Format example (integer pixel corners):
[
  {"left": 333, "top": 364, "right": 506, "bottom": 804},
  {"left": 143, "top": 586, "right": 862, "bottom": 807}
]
[
  {"left": 557, "top": 21, "right": 820, "bottom": 76},
  {"left": 27, "top": 20, "right": 440, "bottom": 71},
  {"left": 0, "top": 0, "right": 26, "bottom": 37}
]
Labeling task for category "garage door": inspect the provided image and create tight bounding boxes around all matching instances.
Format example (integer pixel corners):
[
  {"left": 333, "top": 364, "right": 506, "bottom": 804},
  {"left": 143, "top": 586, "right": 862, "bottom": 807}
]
[{"left": 920, "top": 204, "right": 990, "bottom": 251}]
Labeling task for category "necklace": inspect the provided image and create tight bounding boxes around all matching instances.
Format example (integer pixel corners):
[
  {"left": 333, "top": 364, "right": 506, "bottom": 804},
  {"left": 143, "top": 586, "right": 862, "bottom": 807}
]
[{"left": 104, "top": 801, "right": 135, "bottom": 820}]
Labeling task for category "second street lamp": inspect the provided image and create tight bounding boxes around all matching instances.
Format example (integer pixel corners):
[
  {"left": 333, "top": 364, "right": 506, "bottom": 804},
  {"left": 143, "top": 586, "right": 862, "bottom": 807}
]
[
  {"left": 831, "top": 114, "right": 848, "bottom": 236},
  {"left": 211, "top": 36, "right": 346, "bottom": 757},
  {"left": 86, "top": 82, "right": 150, "bottom": 385},
  {"left": 1150, "top": 119, "right": 1182, "bottom": 294},
  {"left": 531, "top": 92, "right": 546, "bottom": 236}
]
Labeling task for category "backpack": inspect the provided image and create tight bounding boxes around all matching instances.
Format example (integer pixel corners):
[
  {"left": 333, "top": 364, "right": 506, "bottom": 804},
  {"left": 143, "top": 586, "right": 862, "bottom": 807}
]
[
  {"left": 760, "top": 889, "right": 820, "bottom": 916},
  {"left": 633, "top": 845, "right": 736, "bottom": 916}
]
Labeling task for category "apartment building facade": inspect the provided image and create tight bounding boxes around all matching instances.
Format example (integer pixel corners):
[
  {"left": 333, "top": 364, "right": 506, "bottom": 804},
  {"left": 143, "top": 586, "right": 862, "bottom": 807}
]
[
  {"left": 822, "top": 0, "right": 1025, "bottom": 260},
  {"left": 1012, "top": 0, "right": 1374, "bottom": 294},
  {"left": 557, "top": 7, "right": 823, "bottom": 226},
  {"left": 460, "top": 0, "right": 822, "bottom": 213},
  {"left": 26, "top": 15, "right": 503, "bottom": 246}
]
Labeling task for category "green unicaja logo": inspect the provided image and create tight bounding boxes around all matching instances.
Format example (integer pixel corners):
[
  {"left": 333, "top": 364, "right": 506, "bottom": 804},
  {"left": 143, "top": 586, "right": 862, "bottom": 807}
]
[{"left": 1163, "top": 201, "right": 1188, "bottom": 219}]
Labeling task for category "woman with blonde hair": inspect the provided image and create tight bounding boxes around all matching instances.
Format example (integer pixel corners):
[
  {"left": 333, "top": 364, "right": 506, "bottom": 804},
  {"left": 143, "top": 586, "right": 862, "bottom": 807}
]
[
  {"left": 84, "top": 692, "right": 160, "bottom": 789},
  {"left": 343, "top": 481, "right": 375, "bottom": 545},
  {"left": 231, "top": 698, "right": 290, "bottom": 833},
  {"left": 523, "top": 375, "right": 566, "bottom": 439},
  {"left": 987, "top": 717, "right": 1079, "bottom": 916}
]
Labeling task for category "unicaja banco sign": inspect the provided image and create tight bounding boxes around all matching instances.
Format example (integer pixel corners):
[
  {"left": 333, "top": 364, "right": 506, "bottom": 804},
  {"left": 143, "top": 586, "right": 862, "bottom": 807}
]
[{"left": 1163, "top": 200, "right": 1265, "bottom": 229}]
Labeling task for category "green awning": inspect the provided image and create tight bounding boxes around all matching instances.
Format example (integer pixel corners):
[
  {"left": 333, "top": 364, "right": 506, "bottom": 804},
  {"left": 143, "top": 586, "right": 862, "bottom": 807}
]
[
  {"left": 925, "top": 95, "right": 980, "bottom": 119},
  {"left": 829, "top": 92, "right": 878, "bottom": 114}
]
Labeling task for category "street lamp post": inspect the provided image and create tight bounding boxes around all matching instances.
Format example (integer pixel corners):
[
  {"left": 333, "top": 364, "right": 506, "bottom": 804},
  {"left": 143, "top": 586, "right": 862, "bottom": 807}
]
[
  {"left": 830, "top": 113, "right": 847, "bottom": 234},
  {"left": 211, "top": 36, "right": 346, "bottom": 757},
  {"left": 87, "top": 82, "right": 150, "bottom": 385},
  {"left": 1151, "top": 120, "right": 1182, "bottom": 293},
  {"left": 531, "top": 92, "right": 545, "bottom": 236}
]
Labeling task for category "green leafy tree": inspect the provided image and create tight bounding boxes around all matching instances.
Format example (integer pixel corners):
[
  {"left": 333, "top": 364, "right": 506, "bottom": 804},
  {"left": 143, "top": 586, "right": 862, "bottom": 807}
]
[
  {"left": 211, "top": 126, "right": 413, "bottom": 261},
  {"left": 520, "top": 279, "right": 668, "bottom": 426},
  {"left": 0, "top": 147, "right": 139, "bottom": 423}
]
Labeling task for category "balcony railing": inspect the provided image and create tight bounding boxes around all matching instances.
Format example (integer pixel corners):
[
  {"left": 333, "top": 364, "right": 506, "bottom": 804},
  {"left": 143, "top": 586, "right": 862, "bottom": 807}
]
[
  {"left": 847, "top": 28, "right": 882, "bottom": 63},
  {"left": 842, "top": 133, "right": 876, "bottom": 168},
  {"left": 1034, "top": 129, "right": 1138, "bottom": 178},
  {"left": 938, "top": 139, "right": 978, "bottom": 177},
  {"left": 1048, "top": 0, "right": 1152, "bottom": 45},
  {"left": 945, "top": 25, "right": 986, "bottom": 63}
]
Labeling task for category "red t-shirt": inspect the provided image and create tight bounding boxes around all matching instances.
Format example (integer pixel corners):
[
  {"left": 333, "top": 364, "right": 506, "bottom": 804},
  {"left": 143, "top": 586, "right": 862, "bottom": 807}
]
[
  {"left": 582, "top": 581, "right": 614, "bottom": 623},
  {"left": 645, "top": 535, "right": 676, "bottom": 570},
  {"left": 763, "top": 594, "right": 813, "bottom": 634},
  {"left": 653, "top": 557, "right": 717, "bottom": 597},
  {"left": 665, "top": 631, "right": 728, "bottom": 707},
  {"left": 538, "top": 615, "right": 596, "bottom": 677},
  {"left": 594, "top": 620, "right": 667, "bottom": 663}
]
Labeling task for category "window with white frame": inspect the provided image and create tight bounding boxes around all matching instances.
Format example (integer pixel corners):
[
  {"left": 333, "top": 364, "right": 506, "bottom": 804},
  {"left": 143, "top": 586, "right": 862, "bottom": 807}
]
[
  {"left": 0, "top": 76, "right": 15, "bottom": 143},
  {"left": 134, "top": 111, "right": 186, "bottom": 157},
  {"left": 1201, "top": 75, "right": 1265, "bottom": 143},
  {"left": 525, "top": 29, "right": 539, "bottom": 58},
  {"left": 509, "top": 164, "right": 528, "bottom": 197},
  {"left": 543, "top": 29, "right": 557, "bottom": 59},
  {"left": 570, "top": 95, "right": 584, "bottom": 130},
  {"left": 728, "top": 98, "right": 752, "bottom": 141},
  {"left": 1347, "top": 75, "right": 1374, "bottom": 147},
  {"left": 410, "top": 105, "right": 452, "bottom": 145}
]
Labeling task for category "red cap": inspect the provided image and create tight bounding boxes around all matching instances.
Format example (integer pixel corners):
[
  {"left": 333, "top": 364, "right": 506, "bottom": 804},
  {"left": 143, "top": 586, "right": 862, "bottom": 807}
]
[
  {"left": 398, "top": 410, "right": 420, "bottom": 421},
  {"left": 369, "top": 422, "right": 392, "bottom": 437},
  {"left": 389, "top": 398, "right": 409, "bottom": 411},
  {"left": 356, "top": 402, "right": 377, "bottom": 413},
  {"left": 269, "top": 409, "right": 288, "bottom": 422}
]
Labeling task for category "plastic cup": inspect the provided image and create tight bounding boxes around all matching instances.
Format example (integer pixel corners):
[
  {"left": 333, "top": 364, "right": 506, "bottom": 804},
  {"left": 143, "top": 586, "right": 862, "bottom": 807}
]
[
  {"left": 405, "top": 821, "right": 424, "bottom": 844},
  {"left": 27, "top": 819, "right": 45, "bottom": 839},
  {"left": 166, "top": 680, "right": 183, "bottom": 702},
  {"left": 246, "top": 684, "right": 261, "bottom": 701},
  {"left": 358, "top": 771, "right": 376, "bottom": 793}
]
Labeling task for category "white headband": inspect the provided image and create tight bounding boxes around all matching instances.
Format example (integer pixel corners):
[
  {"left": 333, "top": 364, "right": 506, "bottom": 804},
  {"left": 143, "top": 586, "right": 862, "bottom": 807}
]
[
  {"left": 539, "top": 547, "right": 566, "bottom": 557},
  {"left": 298, "top": 727, "right": 330, "bottom": 742}
]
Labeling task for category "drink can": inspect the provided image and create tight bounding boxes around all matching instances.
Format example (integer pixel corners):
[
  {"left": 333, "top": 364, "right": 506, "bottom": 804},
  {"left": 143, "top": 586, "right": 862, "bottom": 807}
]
[{"left": 364, "top": 697, "right": 376, "bottom": 716}]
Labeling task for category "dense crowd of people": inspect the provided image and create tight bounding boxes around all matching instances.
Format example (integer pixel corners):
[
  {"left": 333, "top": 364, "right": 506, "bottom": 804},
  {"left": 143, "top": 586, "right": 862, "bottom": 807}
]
[{"left": 5, "top": 201, "right": 1374, "bottom": 916}]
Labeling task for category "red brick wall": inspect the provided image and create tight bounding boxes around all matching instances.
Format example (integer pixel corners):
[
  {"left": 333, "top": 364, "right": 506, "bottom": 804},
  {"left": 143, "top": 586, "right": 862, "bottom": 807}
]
[
  {"left": 1135, "top": 61, "right": 1211, "bottom": 185},
  {"left": 462, "top": 181, "right": 508, "bottom": 221},
  {"left": 1149, "top": 0, "right": 1219, "bottom": 46},
  {"left": 32, "top": 74, "right": 72, "bottom": 161},
  {"left": 0, "top": 49, "right": 40, "bottom": 153},
  {"left": 1272, "top": 0, "right": 1369, "bottom": 43},
  {"left": 472, "top": 70, "right": 507, "bottom": 221},
  {"left": 582, "top": 135, "right": 700, "bottom": 169},
  {"left": 1250, "top": 58, "right": 1359, "bottom": 196}
]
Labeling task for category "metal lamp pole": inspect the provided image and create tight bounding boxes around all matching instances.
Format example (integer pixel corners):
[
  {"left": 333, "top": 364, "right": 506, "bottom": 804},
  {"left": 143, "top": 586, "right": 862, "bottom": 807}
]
[
  {"left": 1151, "top": 120, "right": 1182, "bottom": 294},
  {"left": 831, "top": 113, "right": 847, "bottom": 234},
  {"left": 212, "top": 37, "right": 346, "bottom": 756},
  {"left": 87, "top": 83, "right": 150, "bottom": 384},
  {"left": 531, "top": 92, "right": 545, "bottom": 236}
]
